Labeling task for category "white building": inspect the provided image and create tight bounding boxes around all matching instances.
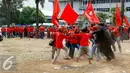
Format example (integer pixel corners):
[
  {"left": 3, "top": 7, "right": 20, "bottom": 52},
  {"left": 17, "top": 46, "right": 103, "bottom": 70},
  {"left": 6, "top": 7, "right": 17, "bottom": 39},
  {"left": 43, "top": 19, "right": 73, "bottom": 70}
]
[{"left": 49, "top": 0, "right": 130, "bottom": 22}]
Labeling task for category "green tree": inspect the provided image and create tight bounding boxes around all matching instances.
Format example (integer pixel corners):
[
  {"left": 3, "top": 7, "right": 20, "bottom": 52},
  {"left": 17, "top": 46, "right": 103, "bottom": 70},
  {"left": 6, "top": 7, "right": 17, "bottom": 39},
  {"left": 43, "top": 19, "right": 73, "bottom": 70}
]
[
  {"left": 110, "top": 7, "right": 126, "bottom": 24},
  {"left": 0, "top": 0, "right": 24, "bottom": 26},
  {"left": 96, "top": 12, "right": 109, "bottom": 23},
  {"left": 19, "top": 6, "right": 46, "bottom": 24},
  {"left": 110, "top": 7, "right": 116, "bottom": 24},
  {"left": 35, "top": 0, "right": 45, "bottom": 29}
]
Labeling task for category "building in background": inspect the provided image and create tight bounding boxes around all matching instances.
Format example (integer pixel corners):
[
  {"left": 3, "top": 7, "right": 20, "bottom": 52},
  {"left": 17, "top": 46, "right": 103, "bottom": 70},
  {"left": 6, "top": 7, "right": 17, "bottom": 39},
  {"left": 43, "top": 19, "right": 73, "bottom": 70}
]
[{"left": 49, "top": 0, "right": 130, "bottom": 22}]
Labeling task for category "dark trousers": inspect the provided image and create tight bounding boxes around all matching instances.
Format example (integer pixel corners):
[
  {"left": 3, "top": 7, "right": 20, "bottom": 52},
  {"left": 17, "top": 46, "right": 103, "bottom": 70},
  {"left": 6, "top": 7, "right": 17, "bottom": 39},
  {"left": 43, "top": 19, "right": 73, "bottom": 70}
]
[
  {"left": 19, "top": 33, "right": 23, "bottom": 39},
  {"left": 69, "top": 44, "right": 79, "bottom": 59},
  {"left": 47, "top": 33, "right": 50, "bottom": 38},
  {"left": 40, "top": 32, "right": 44, "bottom": 39},
  {"left": 2, "top": 32, "right": 6, "bottom": 37}
]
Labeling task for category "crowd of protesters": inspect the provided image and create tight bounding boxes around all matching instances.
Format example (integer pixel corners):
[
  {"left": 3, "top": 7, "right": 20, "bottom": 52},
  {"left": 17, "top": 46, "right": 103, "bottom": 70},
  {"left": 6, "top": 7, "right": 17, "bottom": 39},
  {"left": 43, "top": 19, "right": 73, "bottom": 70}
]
[
  {"left": 1, "top": 25, "right": 57, "bottom": 39},
  {"left": 1, "top": 23, "right": 130, "bottom": 64},
  {"left": 49, "top": 23, "right": 130, "bottom": 64}
]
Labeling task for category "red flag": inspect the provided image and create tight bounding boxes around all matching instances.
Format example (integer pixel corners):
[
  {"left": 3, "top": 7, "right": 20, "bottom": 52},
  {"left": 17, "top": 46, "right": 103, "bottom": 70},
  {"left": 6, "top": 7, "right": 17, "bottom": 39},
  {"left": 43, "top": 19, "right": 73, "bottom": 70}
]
[
  {"left": 60, "top": 3, "right": 78, "bottom": 25},
  {"left": 52, "top": 0, "right": 60, "bottom": 27},
  {"left": 123, "top": 16, "right": 129, "bottom": 26},
  {"left": 83, "top": 2, "right": 100, "bottom": 24},
  {"left": 115, "top": 3, "right": 122, "bottom": 26}
]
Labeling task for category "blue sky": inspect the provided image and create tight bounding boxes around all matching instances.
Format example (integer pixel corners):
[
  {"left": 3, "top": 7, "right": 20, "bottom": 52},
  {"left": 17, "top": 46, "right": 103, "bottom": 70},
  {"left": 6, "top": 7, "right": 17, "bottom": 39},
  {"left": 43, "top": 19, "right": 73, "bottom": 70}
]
[{"left": 23, "top": 0, "right": 53, "bottom": 16}]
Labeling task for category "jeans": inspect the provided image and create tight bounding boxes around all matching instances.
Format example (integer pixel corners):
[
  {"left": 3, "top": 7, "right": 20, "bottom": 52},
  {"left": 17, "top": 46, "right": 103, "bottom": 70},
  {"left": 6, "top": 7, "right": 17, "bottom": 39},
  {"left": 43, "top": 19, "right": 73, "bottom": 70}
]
[
  {"left": 69, "top": 44, "right": 79, "bottom": 59},
  {"left": 114, "top": 36, "right": 121, "bottom": 53},
  {"left": 40, "top": 32, "right": 44, "bottom": 39},
  {"left": 2, "top": 32, "right": 6, "bottom": 37},
  {"left": 77, "top": 46, "right": 90, "bottom": 58},
  {"left": 90, "top": 44, "right": 100, "bottom": 60},
  {"left": 52, "top": 47, "right": 69, "bottom": 63},
  {"left": 65, "top": 41, "right": 71, "bottom": 48},
  {"left": 51, "top": 47, "right": 57, "bottom": 59},
  {"left": 19, "top": 33, "right": 23, "bottom": 39}
]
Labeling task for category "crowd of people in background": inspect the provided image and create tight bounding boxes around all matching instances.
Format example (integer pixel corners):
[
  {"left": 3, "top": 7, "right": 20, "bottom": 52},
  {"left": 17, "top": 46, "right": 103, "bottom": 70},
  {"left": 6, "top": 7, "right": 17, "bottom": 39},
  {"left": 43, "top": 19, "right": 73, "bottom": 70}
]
[
  {"left": 49, "top": 23, "right": 130, "bottom": 64},
  {"left": 1, "top": 23, "right": 130, "bottom": 64},
  {"left": 1, "top": 25, "right": 57, "bottom": 39}
]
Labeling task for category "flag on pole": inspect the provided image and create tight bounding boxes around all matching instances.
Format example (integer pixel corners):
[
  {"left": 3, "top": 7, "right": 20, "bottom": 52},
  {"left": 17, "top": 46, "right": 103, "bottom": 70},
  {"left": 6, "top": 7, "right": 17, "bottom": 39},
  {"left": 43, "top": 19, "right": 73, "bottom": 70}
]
[
  {"left": 123, "top": 16, "right": 129, "bottom": 26},
  {"left": 115, "top": 3, "right": 122, "bottom": 26},
  {"left": 60, "top": 3, "right": 78, "bottom": 25},
  {"left": 52, "top": 0, "right": 60, "bottom": 27},
  {"left": 83, "top": 2, "right": 100, "bottom": 24}
]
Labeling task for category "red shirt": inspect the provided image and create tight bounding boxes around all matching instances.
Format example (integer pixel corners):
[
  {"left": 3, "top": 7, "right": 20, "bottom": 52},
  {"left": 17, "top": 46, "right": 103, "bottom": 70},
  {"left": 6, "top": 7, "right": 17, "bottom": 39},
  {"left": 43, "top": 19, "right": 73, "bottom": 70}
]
[
  {"left": 124, "top": 27, "right": 128, "bottom": 33},
  {"left": 75, "top": 33, "right": 91, "bottom": 46},
  {"left": 30, "top": 27, "right": 34, "bottom": 32},
  {"left": 53, "top": 32, "right": 66, "bottom": 49},
  {"left": 7, "top": 27, "right": 12, "bottom": 33},
  {"left": 11, "top": 27, "right": 15, "bottom": 32},
  {"left": 19, "top": 26, "right": 24, "bottom": 33},
  {"left": 112, "top": 27, "right": 119, "bottom": 37},
  {"left": 15, "top": 27, "right": 19, "bottom": 32},
  {"left": 69, "top": 34, "right": 78, "bottom": 44},
  {"left": 39, "top": 26, "right": 45, "bottom": 32},
  {"left": 1, "top": 27, "right": 6, "bottom": 32},
  {"left": 27, "top": 27, "right": 31, "bottom": 33},
  {"left": 48, "top": 27, "right": 52, "bottom": 33}
]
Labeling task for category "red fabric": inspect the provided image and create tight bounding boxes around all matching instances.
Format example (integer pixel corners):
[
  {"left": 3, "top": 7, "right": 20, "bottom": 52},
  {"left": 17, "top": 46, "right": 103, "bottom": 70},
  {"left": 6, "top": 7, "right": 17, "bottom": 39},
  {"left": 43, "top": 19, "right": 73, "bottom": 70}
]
[
  {"left": 19, "top": 26, "right": 24, "bottom": 33},
  {"left": 54, "top": 32, "right": 66, "bottom": 49},
  {"left": 39, "top": 26, "right": 45, "bottom": 32},
  {"left": 69, "top": 34, "right": 78, "bottom": 44},
  {"left": 15, "top": 27, "right": 19, "bottom": 32},
  {"left": 48, "top": 27, "right": 52, "bottom": 33},
  {"left": 1, "top": 27, "right": 6, "bottom": 32},
  {"left": 7, "top": 28, "right": 11, "bottom": 33},
  {"left": 52, "top": 0, "right": 60, "bottom": 27},
  {"left": 30, "top": 27, "right": 34, "bottom": 32},
  {"left": 75, "top": 33, "right": 91, "bottom": 46},
  {"left": 11, "top": 27, "right": 15, "bottom": 32},
  {"left": 124, "top": 16, "right": 129, "bottom": 26},
  {"left": 83, "top": 2, "right": 100, "bottom": 24},
  {"left": 27, "top": 27, "right": 31, "bottom": 33},
  {"left": 124, "top": 27, "right": 128, "bottom": 33},
  {"left": 115, "top": 3, "right": 122, "bottom": 26},
  {"left": 60, "top": 3, "right": 78, "bottom": 25},
  {"left": 112, "top": 27, "right": 119, "bottom": 37},
  {"left": 10, "top": 27, "right": 13, "bottom": 33}
]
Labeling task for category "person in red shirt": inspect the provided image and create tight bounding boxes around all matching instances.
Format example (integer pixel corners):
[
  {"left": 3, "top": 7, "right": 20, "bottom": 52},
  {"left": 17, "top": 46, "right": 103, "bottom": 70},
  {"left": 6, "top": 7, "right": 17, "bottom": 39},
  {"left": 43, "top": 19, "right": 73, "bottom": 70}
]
[
  {"left": 11, "top": 26, "right": 15, "bottom": 37},
  {"left": 27, "top": 26, "right": 31, "bottom": 38},
  {"left": 1, "top": 26, "right": 6, "bottom": 37},
  {"left": 74, "top": 27, "right": 92, "bottom": 64},
  {"left": 51, "top": 28, "right": 69, "bottom": 64},
  {"left": 69, "top": 31, "right": 79, "bottom": 59},
  {"left": 39, "top": 25, "right": 45, "bottom": 39},
  {"left": 111, "top": 26, "right": 121, "bottom": 53},
  {"left": 47, "top": 26, "right": 53, "bottom": 38},
  {"left": 29, "top": 26, "right": 34, "bottom": 38},
  {"left": 124, "top": 26, "right": 129, "bottom": 38},
  {"left": 15, "top": 26, "right": 19, "bottom": 37},
  {"left": 7, "top": 27, "right": 11, "bottom": 38},
  {"left": 19, "top": 26, "right": 24, "bottom": 39},
  {"left": 7, "top": 26, "right": 14, "bottom": 38}
]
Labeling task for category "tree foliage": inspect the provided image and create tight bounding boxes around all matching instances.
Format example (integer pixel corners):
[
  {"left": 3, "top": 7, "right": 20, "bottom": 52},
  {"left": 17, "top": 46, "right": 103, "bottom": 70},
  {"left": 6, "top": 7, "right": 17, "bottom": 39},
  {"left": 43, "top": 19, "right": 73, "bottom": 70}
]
[
  {"left": 19, "top": 6, "right": 46, "bottom": 24},
  {"left": 35, "top": 0, "right": 45, "bottom": 29},
  {"left": 96, "top": 12, "right": 109, "bottom": 23},
  {"left": 110, "top": 7, "right": 126, "bottom": 24},
  {"left": 0, "top": 0, "right": 24, "bottom": 25}
]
